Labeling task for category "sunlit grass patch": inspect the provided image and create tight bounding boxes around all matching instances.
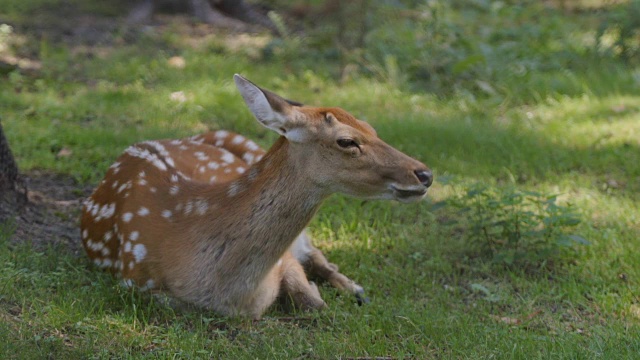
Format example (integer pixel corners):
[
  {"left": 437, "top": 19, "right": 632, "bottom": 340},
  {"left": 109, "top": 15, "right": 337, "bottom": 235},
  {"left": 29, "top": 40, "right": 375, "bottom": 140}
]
[{"left": 2, "top": 0, "right": 640, "bottom": 358}]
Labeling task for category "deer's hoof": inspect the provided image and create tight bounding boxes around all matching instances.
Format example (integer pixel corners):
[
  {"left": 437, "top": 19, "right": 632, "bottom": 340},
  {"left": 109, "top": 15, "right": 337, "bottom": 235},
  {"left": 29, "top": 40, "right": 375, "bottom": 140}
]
[{"left": 355, "top": 290, "right": 370, "bottom": 306}]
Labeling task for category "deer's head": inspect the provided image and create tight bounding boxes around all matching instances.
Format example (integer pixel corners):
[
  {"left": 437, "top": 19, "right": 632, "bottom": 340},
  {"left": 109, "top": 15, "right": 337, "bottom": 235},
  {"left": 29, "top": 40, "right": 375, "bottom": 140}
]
[{"left": 234, "top": 74, "right": 433, "bottom": 203}]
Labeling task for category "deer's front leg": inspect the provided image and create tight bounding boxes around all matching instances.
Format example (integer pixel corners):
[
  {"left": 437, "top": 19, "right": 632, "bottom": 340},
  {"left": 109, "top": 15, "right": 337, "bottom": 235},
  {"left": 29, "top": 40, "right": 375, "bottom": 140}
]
[
  {"left": 279, "top": 252, "right": 326, "bottom": 311},
  {"left": 291, "top": 231, "right": 369, "bottom": 305}
]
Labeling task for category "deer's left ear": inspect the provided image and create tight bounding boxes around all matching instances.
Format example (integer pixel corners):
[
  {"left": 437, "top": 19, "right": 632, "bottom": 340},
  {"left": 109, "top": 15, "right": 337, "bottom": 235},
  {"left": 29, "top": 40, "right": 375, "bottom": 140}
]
[{"left": 234, "top": 74, "right": 308, "bottom": 142}]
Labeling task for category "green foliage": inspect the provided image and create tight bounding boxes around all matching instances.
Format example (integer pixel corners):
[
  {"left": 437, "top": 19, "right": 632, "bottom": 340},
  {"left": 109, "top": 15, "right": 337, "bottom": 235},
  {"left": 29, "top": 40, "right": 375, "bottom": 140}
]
[
  {"left": 596, "top": 0, "right": 640, "bottom": 62},
  {"left": 1, "top": 0, "right": 640, "bottom": 357},
  {"left": 267, "top": 0, "right": 599, "bottom": 97},
  {"left": 439, "top": 184, "right": 588, "bottom": 267}
]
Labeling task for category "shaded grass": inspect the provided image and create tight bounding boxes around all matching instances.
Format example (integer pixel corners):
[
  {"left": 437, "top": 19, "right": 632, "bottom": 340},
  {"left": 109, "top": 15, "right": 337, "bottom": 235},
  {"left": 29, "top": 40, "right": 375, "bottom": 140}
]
[{"left": 1, "top": 0, "right": 640, "bottom": 358}]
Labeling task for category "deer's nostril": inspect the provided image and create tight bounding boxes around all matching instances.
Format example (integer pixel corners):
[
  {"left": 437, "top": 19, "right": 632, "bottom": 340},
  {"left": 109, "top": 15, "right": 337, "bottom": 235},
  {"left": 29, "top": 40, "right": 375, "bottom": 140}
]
[{"left": 414, "top": 169, "right": 433, "bottom": 188}]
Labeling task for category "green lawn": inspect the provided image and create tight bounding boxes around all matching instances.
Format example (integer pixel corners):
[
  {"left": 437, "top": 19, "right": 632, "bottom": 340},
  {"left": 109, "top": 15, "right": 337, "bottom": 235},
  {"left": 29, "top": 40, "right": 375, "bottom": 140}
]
[{"left": 1, "top": 0, "right": 639, "bottom": 358}]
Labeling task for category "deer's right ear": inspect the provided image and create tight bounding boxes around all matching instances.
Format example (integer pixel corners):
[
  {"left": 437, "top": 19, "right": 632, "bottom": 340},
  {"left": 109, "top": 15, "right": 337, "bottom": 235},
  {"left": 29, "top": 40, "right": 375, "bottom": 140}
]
[{"left": 234, "top": 74, "right": 294, "bottom": 137}]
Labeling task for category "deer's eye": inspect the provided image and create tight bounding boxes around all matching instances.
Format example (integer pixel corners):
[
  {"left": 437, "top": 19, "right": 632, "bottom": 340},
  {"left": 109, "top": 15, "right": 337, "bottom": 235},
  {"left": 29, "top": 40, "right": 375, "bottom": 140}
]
[{"left": 336, "top": 138, "right": 359, "bottom": 149}]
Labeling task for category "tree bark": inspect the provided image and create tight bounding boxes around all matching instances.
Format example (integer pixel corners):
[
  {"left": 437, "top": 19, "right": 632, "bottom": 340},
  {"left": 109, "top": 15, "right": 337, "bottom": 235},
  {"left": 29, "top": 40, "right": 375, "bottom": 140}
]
[
  {"left": 0, "top": 120, "right": 27, "bottom": 217},
  {"left": 127, "top": 0, "right": 278, "bottom": 34}
]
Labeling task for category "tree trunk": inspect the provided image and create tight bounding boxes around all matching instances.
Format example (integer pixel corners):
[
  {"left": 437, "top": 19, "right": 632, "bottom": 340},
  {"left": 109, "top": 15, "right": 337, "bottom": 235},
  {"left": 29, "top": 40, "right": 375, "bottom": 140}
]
[
  {"left": 0, "top": 121, "right": 27, "bottom": 219},
  {"left": 214, "top": 0, "right": 278, "bottom": 33},
  {"left": 127, "top": 0, "right": 278, "bottom": 34}
]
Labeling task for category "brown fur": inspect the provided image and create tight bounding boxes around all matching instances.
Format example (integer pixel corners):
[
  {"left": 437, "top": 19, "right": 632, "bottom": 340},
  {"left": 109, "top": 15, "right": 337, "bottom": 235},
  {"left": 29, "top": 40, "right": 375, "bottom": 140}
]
[{"left": 80, "top": 75, "right": 432, "bottom": 318}]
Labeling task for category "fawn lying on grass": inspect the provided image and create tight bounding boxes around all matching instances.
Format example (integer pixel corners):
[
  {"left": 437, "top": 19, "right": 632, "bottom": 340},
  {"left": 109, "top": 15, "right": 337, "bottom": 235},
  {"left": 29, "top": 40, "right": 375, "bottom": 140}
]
[{"left": 81, "top": 75, "right": 433, "bottom": 318}]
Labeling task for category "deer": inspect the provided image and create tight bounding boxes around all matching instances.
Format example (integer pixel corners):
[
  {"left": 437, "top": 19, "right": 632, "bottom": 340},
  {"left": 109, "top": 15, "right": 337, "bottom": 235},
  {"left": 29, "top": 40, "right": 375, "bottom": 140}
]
[{"left": 80, "top": 74, "right": 433, "bottom": 318}]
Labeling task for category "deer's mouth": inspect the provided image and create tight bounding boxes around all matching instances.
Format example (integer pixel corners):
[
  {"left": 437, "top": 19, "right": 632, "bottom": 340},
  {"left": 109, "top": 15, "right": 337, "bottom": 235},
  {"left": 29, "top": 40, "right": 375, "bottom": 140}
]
[{"left": 389, "top": 185, "right": 427, "bottom": 203}]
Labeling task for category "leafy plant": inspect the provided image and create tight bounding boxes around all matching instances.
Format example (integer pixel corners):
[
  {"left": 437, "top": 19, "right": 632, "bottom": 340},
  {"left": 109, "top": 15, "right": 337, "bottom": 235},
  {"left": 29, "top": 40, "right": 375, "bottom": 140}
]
[
  {"left": 437, "top": 184, "right": 588, "bottom": 267},
  {"left": 596, "top": 0, "right": 640, "bottom": 62}
]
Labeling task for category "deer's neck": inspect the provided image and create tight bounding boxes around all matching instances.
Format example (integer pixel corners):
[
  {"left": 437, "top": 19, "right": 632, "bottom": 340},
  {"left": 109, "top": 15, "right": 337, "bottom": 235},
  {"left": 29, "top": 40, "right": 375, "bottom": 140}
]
[{"left": 187, "top": 138, "right": 326, "bottom": 288}]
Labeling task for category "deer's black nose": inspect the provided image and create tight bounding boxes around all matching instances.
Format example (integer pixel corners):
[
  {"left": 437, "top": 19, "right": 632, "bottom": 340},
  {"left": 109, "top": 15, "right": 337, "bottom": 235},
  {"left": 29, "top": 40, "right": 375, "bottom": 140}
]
[{"left": 414, "top": 169, "right": 433, "bottom": 188}]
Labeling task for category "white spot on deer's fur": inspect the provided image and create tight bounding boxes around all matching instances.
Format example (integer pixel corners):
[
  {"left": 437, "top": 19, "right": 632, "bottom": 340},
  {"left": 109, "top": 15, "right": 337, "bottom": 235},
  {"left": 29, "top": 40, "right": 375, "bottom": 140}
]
[
  {"left": 150, "top": 187, "right": 157, "bottom": 193},
  {"left": 236, "top": 167, "right": 246, "bottom": 174},
  {"left": 194, "top": 151, "right": 209, "bottom": 161},
  {"left": 152, "top": 158, "right": 168, "bottom": 171},
  {"left": 101, "top": 247, "right": 110, "bottom": 256},
  {"left": 129, "top": 231, "right": 139, "bottom": 241},
  {"left": 246, "top": 141, "right": 260, "bottom": 151},
  {"left": 255, "top": 154, "right": 264, "bottom": 162},
  {"left": 171, "top": 174, "right": 179, "bottom": 182},
  {"left": 104, "top": 231, "right": 113, "bottom": 242},
  {"left": 133, "top": 244, "right": 147, "bottom": 262},
  {"left": 122, "top": 212, "right": 133, "bottom": 223},
  {"left": 93, "top": 258, "right": 103, "bottom": 266},
  {"left": 184, "top": 201, "right": 193, "bottom": 215},
  {"left": 109, "top": 162, "right": 121, "bottom": 174},
  {"left": 190, "top": 138, "right": 204, "bottom": 145},
  {"left": 195, "top": 199, "right": 208, "bottom": 215},
  {"left": 99, "top": 203, "right": 116, "bottom": 221},
  {"left": 139, "top": 279, "right": 155, "bottom": 291},
  {"left": 209, "top": 176, "right": 217, "bottom": 183},
  {"left": 139, "top": 171, "right": 146, "bottom": 177},
  {"left": 215, "top": 140, "right": 224, "bottom": 147},
  {"left": 170, "top": 139, "right": 182, "bottom": 145},
  {"left": 175, "top": 203, "right": 183, "bottom": 211},
  {"left": 177, "top": 171, "right": 189, "bottom": 180},
  {"left": 128, "top": 261, "right": 135, "bottom": 270},
  {"left": 207, "top": 161, "right": 220, "bottom": 170},
  {"left": 91, "top": 241, "right": 104, "bottom": 251},
  {"left": 232, "top": 134, "right": 245, "bottom": 144},
  {"left": 165, "top": 157, "right": 175, "bottom": 168},
  {"left": 224, "top": 168, "right": 231, "bottom": 174},
  {"left": 111, "top": 181, "right": 119, "bottom": 189},
  {"left": 125, "top": 145, "right": 150, "bottom": 159},
  {"left": 169, "top": 185, "right": 179, "bottom": 195},
  {"left": 138, "top": 178, "right": 147, "bottom": 186},
  {"left": 126, "top": 146, "right": 168, "bottom": 171},
  {"left": 124, "top": 241, "right": 132, "bottom": 253},
  {"left": 122, "top": 279, "right": 134, "bottom": 288},
  {"left": 117, "top": 183, "right": 128, "bottom": 194},
  {"left": 179, "top": 145, "right": 188, "bottom": 150},
  {"left": 137, "top": 207, "right": 150, "bottom": 216},
  {"left": 145, "top": 140, "right": 170, "bottom": 157},
  {"left": 90, "top": 203, "right": 100, "bottom": 217},
  {"left": 242, "top": 153, "right": 255, "bottom": 164},
  {"left": 214, "top": 130, "right": 229, "bottom": 139},
  {"left": 82, "top": 229, "right": 88, "bottom": 239},
  {"left": 101, "top": 258, "right": 112, "bottom": 267},
  {"left": 221, "top": 152, "right": 235, "bottom": 164},
  {"left": 161, "top": 210, "right": 172, "bottom": 218},
  {"left": 116, "top": 260, "right": 123, "bottom": 271},
  {"left": 227, "top": 181, "right": 241, "bottom": 197},
  {"left": 248, "top": 167, "right": 259, "bottom": 182},
  {"left": 199, "top": 166, "right": 206, "bottom": 173},
  {"left": 87, "top": 239, "right": 104, "bottom": 251}
]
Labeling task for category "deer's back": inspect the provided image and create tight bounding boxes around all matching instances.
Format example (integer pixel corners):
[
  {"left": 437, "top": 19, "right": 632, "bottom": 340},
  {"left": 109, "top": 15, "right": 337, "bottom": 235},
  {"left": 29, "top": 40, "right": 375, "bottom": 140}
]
[{"left": 80, "top": 131, "right": 265, "bottom": 292}]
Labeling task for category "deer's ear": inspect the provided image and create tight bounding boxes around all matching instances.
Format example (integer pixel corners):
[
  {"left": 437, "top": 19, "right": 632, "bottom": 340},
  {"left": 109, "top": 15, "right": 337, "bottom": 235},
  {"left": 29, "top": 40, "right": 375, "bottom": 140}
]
[{"left": 234, "top": 74, "right": 300, "bottom": 138}]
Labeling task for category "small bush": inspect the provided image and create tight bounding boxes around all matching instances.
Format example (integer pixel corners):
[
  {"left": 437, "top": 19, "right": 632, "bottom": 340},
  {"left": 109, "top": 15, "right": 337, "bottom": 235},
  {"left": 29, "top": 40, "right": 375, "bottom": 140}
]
[
  {"left": 436, "top": 184, "right": 588, "bottom": 268},
  {"left": 596, "top": 0, "right": 640, "bottom": 62}
]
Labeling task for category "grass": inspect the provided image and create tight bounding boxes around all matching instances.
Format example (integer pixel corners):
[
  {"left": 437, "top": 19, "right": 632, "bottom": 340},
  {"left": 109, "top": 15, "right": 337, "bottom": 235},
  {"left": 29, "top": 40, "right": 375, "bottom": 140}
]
[{"left": 1, "top": 0, "right": 640, "bottom": 358}]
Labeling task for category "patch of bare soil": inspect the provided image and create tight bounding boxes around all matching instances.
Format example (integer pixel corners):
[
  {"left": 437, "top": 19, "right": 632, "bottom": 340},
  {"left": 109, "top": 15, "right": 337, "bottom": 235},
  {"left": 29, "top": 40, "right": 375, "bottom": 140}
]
[{"left": 0, "top": 171, "right": 93, "bottom": 256}]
